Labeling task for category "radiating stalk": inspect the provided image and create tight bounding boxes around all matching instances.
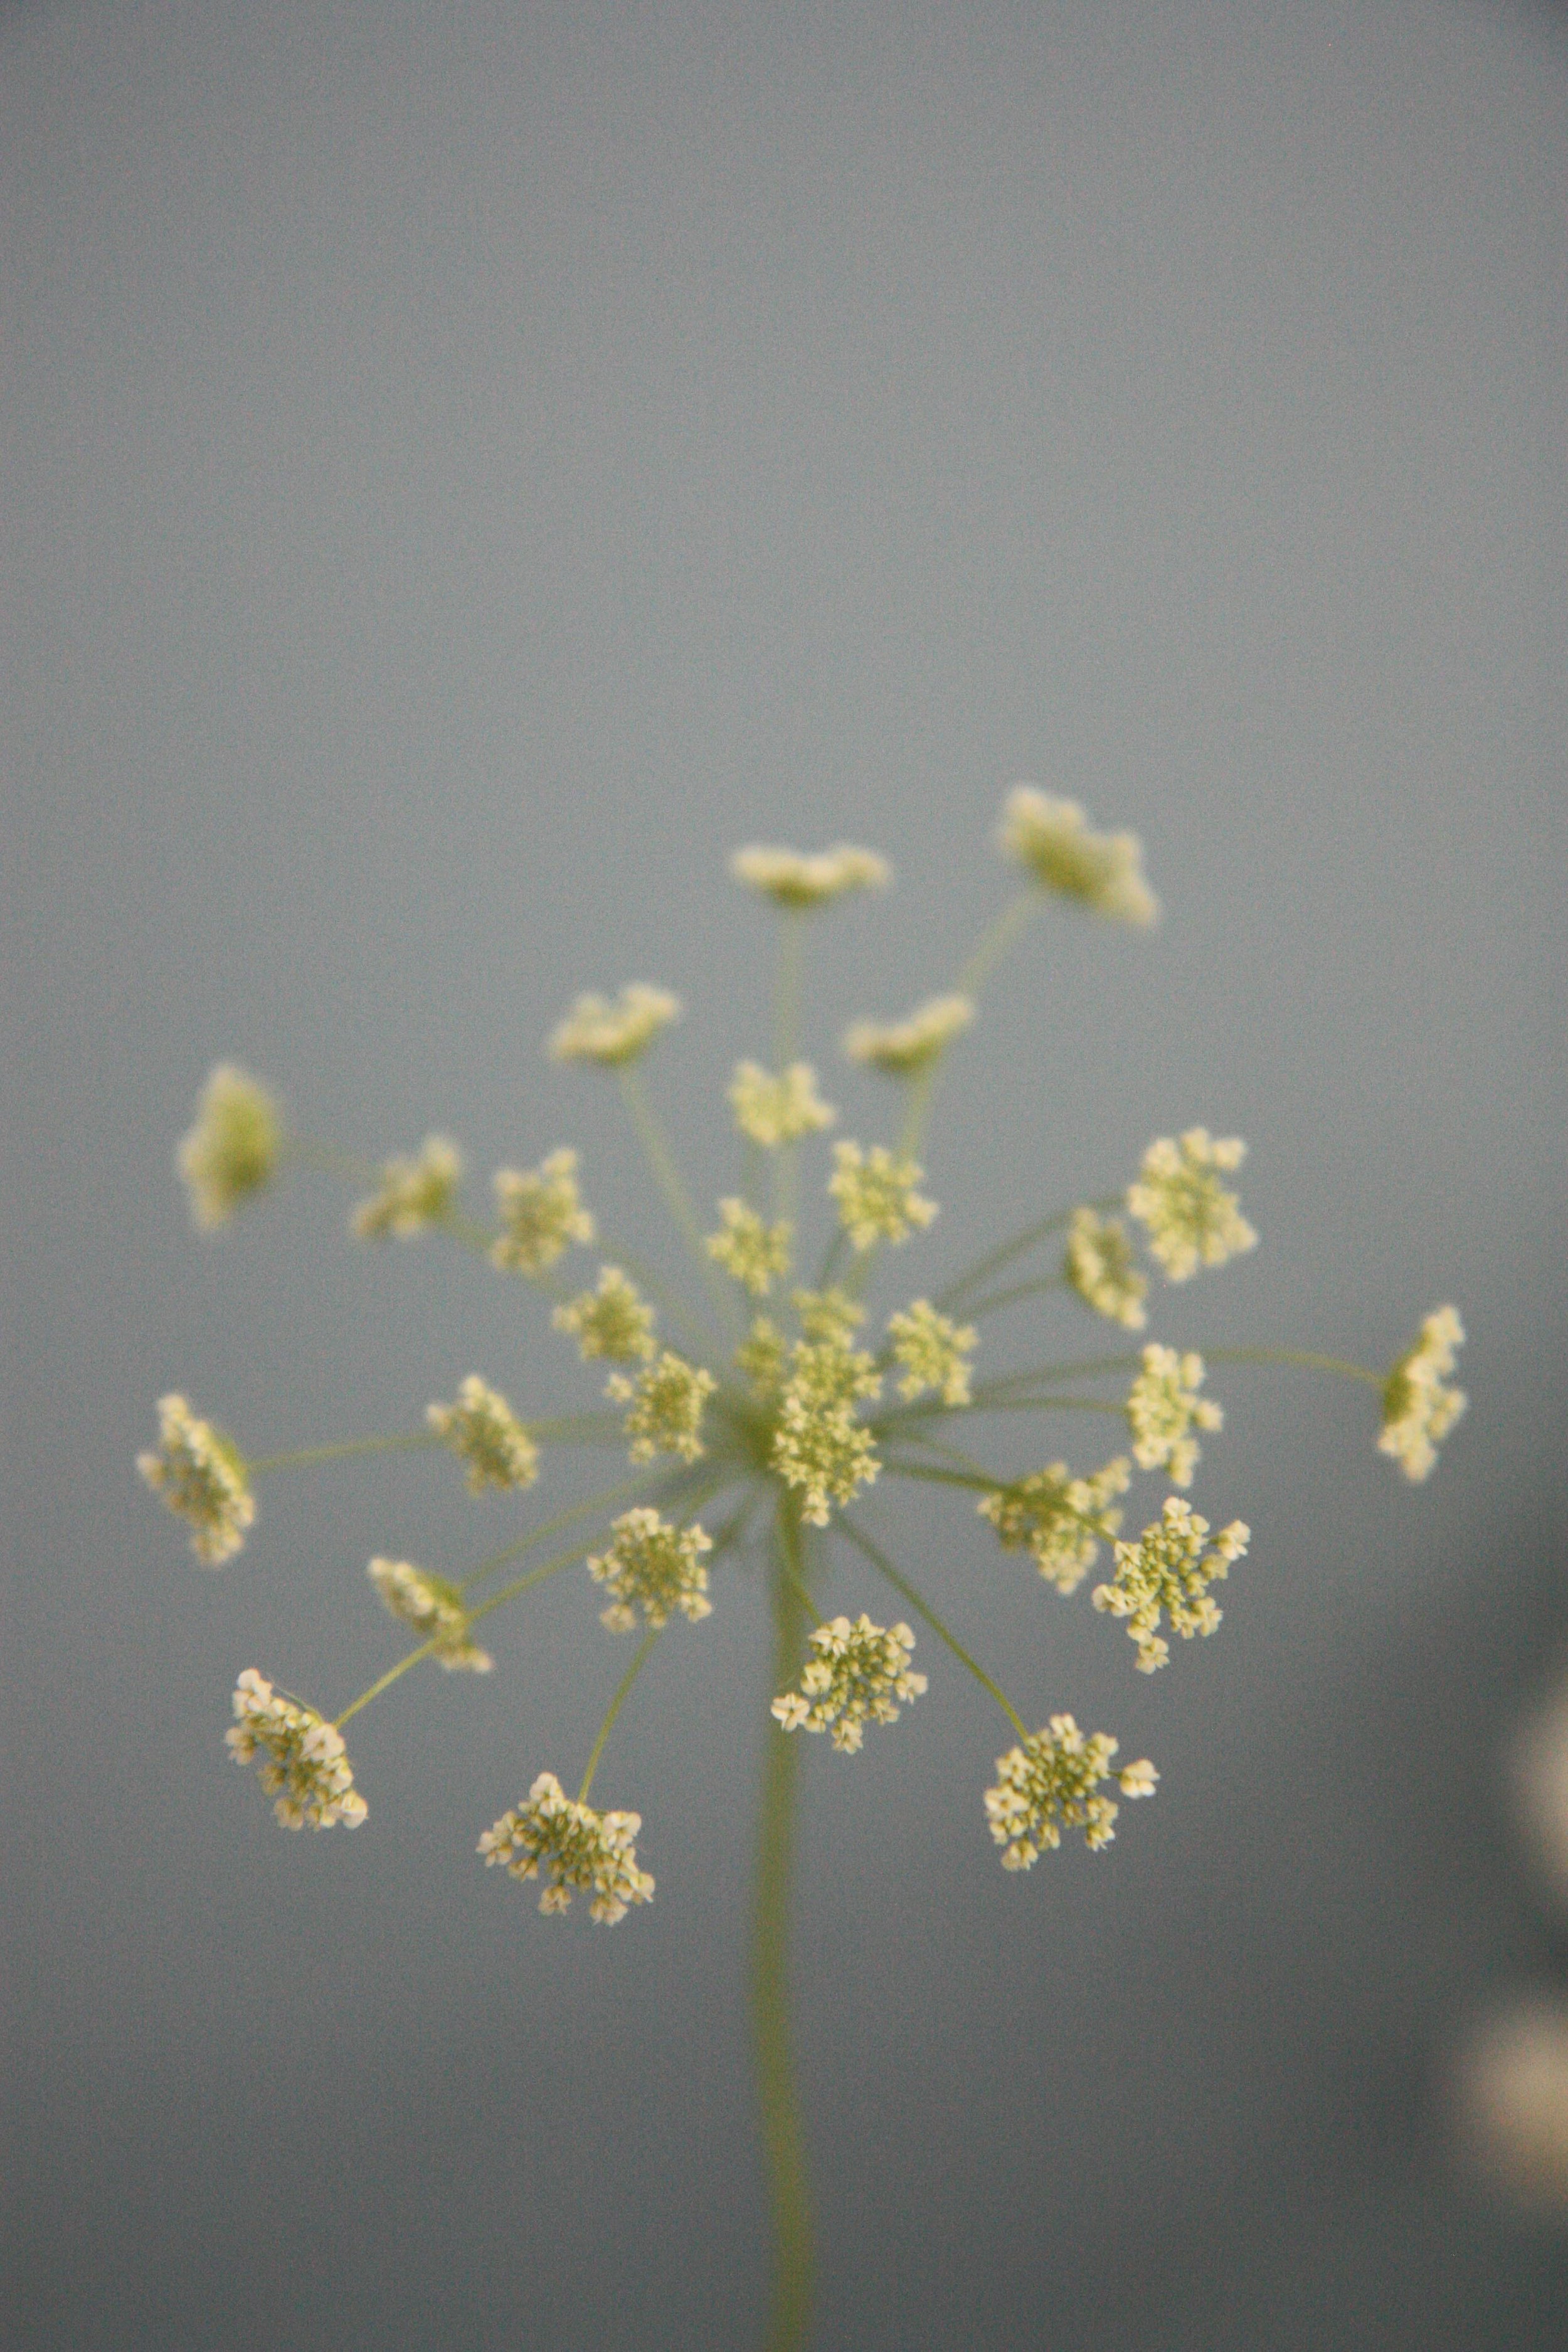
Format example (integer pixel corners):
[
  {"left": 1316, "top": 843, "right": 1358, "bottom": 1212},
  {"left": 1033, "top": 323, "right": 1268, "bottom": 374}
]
[{"left": 754, "top": 1509, "right": 813, "bottom": 2352}]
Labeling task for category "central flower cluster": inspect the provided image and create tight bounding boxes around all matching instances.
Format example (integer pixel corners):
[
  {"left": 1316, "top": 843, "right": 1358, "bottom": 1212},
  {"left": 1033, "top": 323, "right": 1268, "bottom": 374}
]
[{"left": 479, "top": 1772, "right": 655, "bottom": 1924}]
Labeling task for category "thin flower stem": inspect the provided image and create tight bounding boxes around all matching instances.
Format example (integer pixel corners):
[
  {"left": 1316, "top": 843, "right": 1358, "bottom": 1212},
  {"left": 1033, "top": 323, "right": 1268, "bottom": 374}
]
[
  {"left": 1209, "top": 1345, "right": 1384, "bottom": 1388},
  {"left": 962, "top": 1272, "right": 1068, "bottom": 1322},
  {"left": 577, "top": 1629, "right": 662, "bottom": 1804},
  {"left": 458, "top": 1468, "right": 675, "bottom": 1598},
  {"left": 971, "top": 1353, "right": 1144, "bottom": 1396},
  {"left": 333, "top": 1636, "right": 443, "bottom": 1730},
  {"left": 872, "top": 1390, "right": 1128, "bottom": 1438},
  {"left": 591, "top": 1222, "right": 724, "bottom": 1361},
  {"left": 287, "top": 1134, "right": 379, "bottom": 1185},
  {"left": 246, "top": 1430, "right": 438, "bottom": 1475},
  {"left": 934, "top": 1197, "right": 1121, "bottom": 1316},
  {"left": 896, "top": 1067, "right": 936, "bottom": 1162},
  {"left": 955, "top": 889, "right": 1038, "bottom": 1001},
  {"left": 464, "top": 1538, "right": 600, "bottom": 1628},
  {"left": 837, "top": 1514, "right": 1029, "bottom": 1742},
  {"left": 617, "top": 1067, "right": 741, "bottom": 1334},
  {"left": 815, "top": 1229, "right": 850, "bottom": 1291},
  {"left": 526, "top": 1412, "right": 631, "bottom": 1445},
  {"left": 882, "top": 1459, "right": 999, "bottom": 1496},
  {"left": 772, "top": 908, "right": 806, "bottom": 1233},
  {"left": 755, "top": 1507, "right": 813, "bottom": 2352}
]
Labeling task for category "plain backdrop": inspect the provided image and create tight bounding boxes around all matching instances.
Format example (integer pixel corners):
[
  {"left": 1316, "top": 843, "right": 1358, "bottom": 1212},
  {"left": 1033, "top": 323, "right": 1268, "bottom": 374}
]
[{"left": 4, "top": 2, "right": 1567, "bottom": 2345}]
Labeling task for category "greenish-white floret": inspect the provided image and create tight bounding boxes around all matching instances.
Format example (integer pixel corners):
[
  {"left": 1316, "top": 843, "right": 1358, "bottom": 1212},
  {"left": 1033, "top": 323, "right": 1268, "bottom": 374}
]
[
  {"left": 588, "top": 1507, "right": 714, "bottom": 1633},
  {"left": 978, "top": 1456, "right": 1131, "bottom": 1594},
  {"left": 1378, "top": 1306, "right": 1467, "bottom": 1482},
  {"left": 352, "top": 1135, "right": 464, "bottom": 1241},
  {"left": 1093, "top": 1497, "right": 1251, "bottom": 1673},
  {"left": 829, "top": 1140, "right": 938, "bottom": 1252},
  {"left": 1064, "top": 1207, "right": 1148, "bottom": 1332},
  {"left": 549, "top": 983, "right": 682, "bottom": 1067},
  {"left": 1125, "top": 1343, "right": 1222, "bottom": 1488},
  {"left": 998, "top": 786, "right": 1159, "bottom": 926},
  {"left": 138, "top": 1393, "right": 255, "bottom": 1565},
  {"left": 552, "top": 1266, "right": 657, "bottom": 1363},
  {"left": 426, "top": 1376, "right": 540, "bottom": 1493},
  {"left": 1126, "top": 1129, "right": 1257, "bottom": 1282},
  {"left": 771, "top": 1614, "right": 926, "bottom": 1752},
  {"left": 792, "top": 1287, "right": 866, "bottom": 1345},
  {"left": 985, "top": 1714, "right": 1157, "bottom": 1865},
  {"left": 367, "top": 1557, "right": 492, "bottom": 1671},
  {"left": 490, "top": 1148, "right": 596, "bottom": 1275},
  {"left": 706, "top": 1200, "right": 793, "bottom": 1296},
  {"left": 842, "top": 993, "right": 975, "bottom": 1076},
  {"left": 729, "top": 1061, "right": 837, "bottom": 1148},
  {"left": 770, "top": 1335, "right": 883, "bottom": 1525},
  {"left": 226, "top": 1668, "right": 368, "bottom": 1830},
  {"left": 886, "top": 1300, "right": 978, "bottom": 1406},
  {"left": 479, "top": 1771, "right": 654, "bottom": 1923},
  {"left": 177, "top": 1063, "right": 282, "bottom": 1229},
  {"left": 730, "top": 842, "right": 891, "bottom": 908},
  {"left": 605, "top": 1350, "right": 717, "bottom": 1464}
]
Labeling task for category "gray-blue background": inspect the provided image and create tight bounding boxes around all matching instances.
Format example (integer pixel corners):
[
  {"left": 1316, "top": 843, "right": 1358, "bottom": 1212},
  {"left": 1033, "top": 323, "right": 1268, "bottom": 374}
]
[{"left": 5, "top": 2, "right": 1567, "bottom": 2344}]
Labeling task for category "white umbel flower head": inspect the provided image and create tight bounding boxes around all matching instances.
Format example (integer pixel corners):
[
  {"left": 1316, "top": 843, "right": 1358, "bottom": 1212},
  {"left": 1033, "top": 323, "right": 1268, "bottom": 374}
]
[
  {"left": 886, "top": 1300, "right": 978, "bottom": 1405},
  {"left": 998, "top": 787, "right": 1158, "bottom": 925},
  {"left": 1125, "top": 1343, "right": 1222, "bottom": 1488},
  {"left": 731, "top": 843, "right": 891, "bottom": 909},
  {"left": 1093, "top": 1496, "right": 1251, "bottom": 1673},
  {"left": 728, "top": 1061, "right": 837, "bottom": 1148},
  {"left": 771, "top": 1615, "right": 926, "bottom": 1753},
  {"left": 138, "top": 1394, "right": 255, "bottom": 1565},
  {"left": 1064, "top": 1208, "right": 1148, "bottom": 1332},
  {"left": 426, "top": 1376, "right": 540, "bottom": 1493},
  {"left": 978, "top": 1456, "right": 1132, "bottom": 1594},
  {"left": 605, "top": 1351, "right": 717, "bottom": 1463},
  {"left": 984, "top": 1714, "right": 1147, "bottom": 1866},
  {"left": 1378, "top": 1306, "right": 1467, "bottom": 1481},
  {"left": 770, "top": 1336, "right": 883, "bottom": 1525},
  {"left": 552, "top": 1266, "right": 657, "bottom": 1363},
  {"left": 479, "top": 1771, "right": 654, "bottom": 1923},
  {"left": 177, "top": 1063, "right": 282, "bottom": 1229},
  {"left": 588, "top": 1508, "right": 714, "bottom": 1633},
  {"left": 490, "top": 1149, "right": 595, "bottom": 1276},
  {"left": 1126, "top": 1130, "right": 1257, "bottom": 1282},
  {"left": 549, "top": 984, "right": 682, "bottom": 1067},
  {"left": 352, "top": 1135, "right": 464, "bottom": 1241},
  {"left": 706, "top": 1199, "right": 793, "bottom": 1296},
  {"left": 829, "top": 1141, "right": 938, "bottom": 1252},
  {"left": 226, "top": 1669, "right": 368, "bottom": 1830},
  {"left": 842, "top": 995, "right": 975, "bottom": 1077},
  {"left": 367, "top": 1557, "right": 493, "bottom": 1671}
]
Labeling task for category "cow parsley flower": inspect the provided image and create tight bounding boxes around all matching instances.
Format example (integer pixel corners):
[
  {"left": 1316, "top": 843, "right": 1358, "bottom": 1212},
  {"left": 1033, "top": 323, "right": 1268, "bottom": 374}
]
[
  {"left": 770, "top": 1336, "right": 882, "bottom": 1525},
  {"left": 490, "top": 1149, "right": 595, "bottom": 1276},
  {"left": 352, "top": 1135, "right": 464, "bottom": 1241},
  {"left": 1125, "top": 1343, "right": 1222, "bottom": 1488},
  {"left": 1126, "top": 1130, "right": 1257, "bottom": 1282},
  {"left": 1378, "top": 1306, "right": 1467, "bottom": 1482},
  {"left": 479, "top": 1772, "right": 654, "bottom": 1923},
  {"left": 177, "top": 1063, "right": 281, "bottom": 1229},
  {"left": 792, "top": 1288, "right": 865, "bottom": 1345},
  {"left": 998, "top": 787, "right": 1159, "bottom": 926},
  {"left": 736, "top": 1316, "right": 787, "bottom": 1400},
  {"left": 226, "top": 1668, "right": 368, "bottom": 1830},
  {"left": 984, "top": 1715, "right": 1146, "bottom": 1865},
  {"left": 549, "top": 984, "right": 682, "bottom": 1067},
  {"left": 138, "top": 1393, "right": 255, "bottom": 1565},
  {"left": 426, "top": 1376, "right": 540, "bottom": 1493},
  {"left": 770, "top": 1615, "right": 926, "bottom": 1752},
  {"left": 829, "top": 1141, "right": 938, "bottom": 1252},
  {"left": 731, "top": 844, "right": 891, "bottom": 908},
  {"left": 728, "top": 1061, "right": 837, "bottom": 1148},
  {"left": 978, "top": 1456, "right": 1131, "bottom": 1594},
  {"left": 1064, "top": 1208, "right": 1148, "bottom": 1332},
  {"left": 605, "top": 1351, "right": 717, "bottom": 1463},
  {"left": 552, "top": 1266, "right": 657, "bottom": 1363},
  {"left": 1093, "top": 1497, "right": 1251, "bottom": 1673},
  {"left": 588, "top": 1507, "right": 714, "bottom": 1633},
  {"left": 886, "top": 1300, "right": 978, "bottom": 1406},
  {"left": 706, "top": 1200, "right": 793, "bottom": 1296},
  {"left": 367, "top": 1557, "right": 493, "bottom": 1671},
  {"left": 842, "top": 994, "right": 975, "bottom": 1077}
]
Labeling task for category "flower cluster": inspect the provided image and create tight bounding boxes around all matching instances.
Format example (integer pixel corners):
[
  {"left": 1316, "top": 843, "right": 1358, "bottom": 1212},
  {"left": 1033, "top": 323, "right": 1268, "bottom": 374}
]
[
  {"left": 479, "top": 1772, "right": 654, "bottom": 1923},
  {"left": 1125, "top": 1343, "right": 1222, "bottom": 1487},
  {"left": 490, "top": 1149, "right": 595, "bottom": 1276},
  {"left": 1093, "top": 1498, "right": 1251, "bottom": 1673},
  {"left": 771, "top": 1336, "right": 882, "bottom": 1525},
  {"left": 606, "top": 1351, "right": 716, "bottom": 1463},
  {"left": 731, "top": 843, "right": 889, "bottom": 908},
  {"left": 177, "top": 1063, "right": 280, "bottom": 1229},
  {"left": 984, "top": 1715, "right": 1157, "bottom": 1867},
  {"left": 706, "top": 1200, "right": 793, "bottom": 1296},
  {"left": 842, "top": 994, "right": 975, "bottom": 1076},
  {"left": 549, "top": 984, "right": 681, "bottom": 1067},
  {"left": 226, "top": 1669, "right": 367, "bottom": 1829},
  {"left": 368, "top": 1557, "right": 492, "bottom": 1670},
  {"left": 351, "top": 1135, "right": 463, "bottom": 1241},
  {"left": 998, "top": 787, "right": 1159, "bottom": 926},
  {"left": 829, "top": 1141, "right": 938, "bottom": 1251},
  {"left": 978, "top": 1456, "right": 1131, "bottom": 1594},
  {"left": 426, "top": 1376, "right": 540, "bottom": 1493},
  {"left": 1126, "top": 1130, "right": 1257, "bottom": 1282},
  {"left": 138, "top": 1394, "right": 255, "bottom": 1565},
  {"left": 1064, "top": 1208, "right": 1148, "bottom": 1332},
  {"left": 886, "top": 1300, "right": 977, "bottom": 1406},
  {"left": 729, "top": 1061, "right": 836, "bottom": 1148},
  {"left": 771, "top": 1615, "right": 926, "bottom": 1752},
  {"left": 1378, "top": 1306, "right": 1467, "bottom": 1482},
  {"left": 792, "top": 1288, "right": 865, "bottom": 1343},
  {"left": 736, "top": 1316, "right": 787, "bottom": 1399},
  {"left": 588, "top": 1508, "right": 714, "bottom": 1633},
  {"left": 552, "top": 1266, "right": 657, "bottom": 1363}
]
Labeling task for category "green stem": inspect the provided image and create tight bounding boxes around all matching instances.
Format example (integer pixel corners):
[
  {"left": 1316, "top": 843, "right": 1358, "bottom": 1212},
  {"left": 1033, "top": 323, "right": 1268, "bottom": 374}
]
[
  {"left": 1209, "top": 1345, "right": 1384, "bottom": 1388},
  {"left": 837, "top": 1514, "right": 1028, "bottom": 1741},
  {"left": 592, "top": 1222, "right": 725, "bottom": 1362},
  {"left": 458, "top": 1468, "right": 674, "bottom": 1598},
  {"left": 881, "top": 1459, "right": 999, "bottom": 1495},
  {"left": 970, "top": 1353, "right": 1143, "bottom": 1396},
  {"left": 962, "top": 1273, "right": 1067, "bottom": 1322},
  {"left": 334, "top": 1636, "right": 443, "bottom": 1729},
  {"left": 525, "top": 1412, "right": 631, "bottom": 1445},
  {"left": 755, "top": 1508, "right": 814, "bottom": 2352},
  {"left": 618, "top": 1067, "right": 739, "bottom": 1333},
  {"left": 955, "top": 890, "right": 1038, "bottom": 1000},
  {"left": 934, "top": 1197, "right": 1120, "bottom": 1316},
  {"left": 246, "top": 1430, "right": 438, "bottom": 1475},
  {"left": 577, "top": 1628, "right": 661, "bottom": 1803},
  {"left": 772, "top": 909, "right": 807, "bottom": 1232}
]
